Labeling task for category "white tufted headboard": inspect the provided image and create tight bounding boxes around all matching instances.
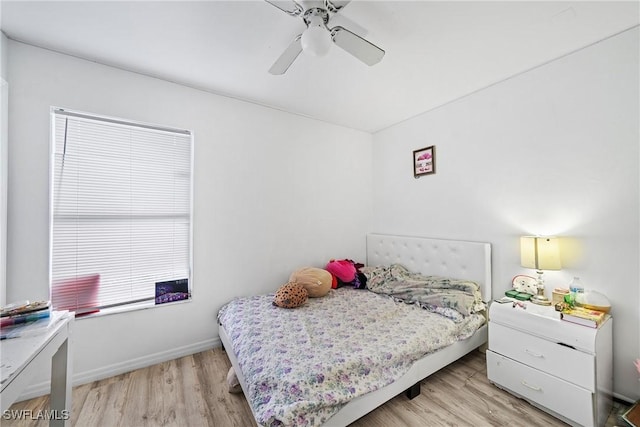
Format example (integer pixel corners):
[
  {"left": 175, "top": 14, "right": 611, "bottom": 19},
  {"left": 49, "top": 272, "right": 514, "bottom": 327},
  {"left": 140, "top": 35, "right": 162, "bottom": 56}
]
[{"left": 366, "top": 234, "right": 492, "bottom": 302}]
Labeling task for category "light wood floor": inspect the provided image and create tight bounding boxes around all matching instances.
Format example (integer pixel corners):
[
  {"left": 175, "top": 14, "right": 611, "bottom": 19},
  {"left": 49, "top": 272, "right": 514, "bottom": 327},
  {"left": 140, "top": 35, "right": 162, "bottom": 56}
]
[{"left": 5, "top": 348, "right": 627, "bottom": 427}]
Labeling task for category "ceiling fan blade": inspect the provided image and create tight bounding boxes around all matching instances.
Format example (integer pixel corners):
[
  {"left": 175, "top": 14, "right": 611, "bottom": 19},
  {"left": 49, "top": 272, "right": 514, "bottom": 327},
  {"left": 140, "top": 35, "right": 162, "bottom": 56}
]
[
  {"left": 324, "top": 0, "right": 352, "bottom": 13},
  {"left": 269, "top": 35, "right": 303, "bottom": 75},
  {"left": 330, "top": 26, "right": 385, "bottom": 66},
  {"left": 264, "top": 0, "right": 303, "bottom": 17},
  {"left": 328, "top": 12, "right": 369, "bottom": 37}
]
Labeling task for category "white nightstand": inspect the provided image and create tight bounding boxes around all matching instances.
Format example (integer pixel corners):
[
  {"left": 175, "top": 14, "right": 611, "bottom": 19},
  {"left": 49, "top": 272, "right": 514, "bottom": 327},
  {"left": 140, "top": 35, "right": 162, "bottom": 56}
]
[{"left": 486, "top": 300, "right": 613, "bottom": 427}]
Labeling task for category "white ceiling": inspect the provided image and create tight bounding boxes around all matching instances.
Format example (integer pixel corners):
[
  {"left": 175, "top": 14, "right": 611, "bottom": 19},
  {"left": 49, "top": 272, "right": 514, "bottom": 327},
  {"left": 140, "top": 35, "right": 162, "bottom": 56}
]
[{"left": 1, "top": 1, "right": 638, "bottom": 133}]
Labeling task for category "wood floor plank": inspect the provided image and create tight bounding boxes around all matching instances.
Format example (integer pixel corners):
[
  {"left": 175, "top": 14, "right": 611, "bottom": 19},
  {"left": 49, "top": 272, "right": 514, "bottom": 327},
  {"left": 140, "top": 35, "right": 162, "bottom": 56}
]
[
  {"left": 144, "top": 361, "right": 169, "bottom": 426},
  {"left": 193, "top": 347, "right": 257, "bottom": 426},
  {"left": 117, "top": 365, "right": 154, "bottom": 426},
  {"left": 69, "top": 381, "right": 93, "bottom": 423},
  {"left": 422, "top": 373, "right": 509, "bottom": 426},
  {"left": 75, "top": 377, "right": 128, "bottom": 427},
  {"left": 173, "top": 354, "right": 213, "bottom": 427},
  {"left": 352, "top": 391, "right": 472, "bottom": 427},
  {"left": 2, "top": 395, "right": 49, "bottom": 427},
  {"left": 6, "top": 348, "right": 625, "bottom": 426},
  {"left": 464, "top": 378, "right": 562, "bottom": 427}
]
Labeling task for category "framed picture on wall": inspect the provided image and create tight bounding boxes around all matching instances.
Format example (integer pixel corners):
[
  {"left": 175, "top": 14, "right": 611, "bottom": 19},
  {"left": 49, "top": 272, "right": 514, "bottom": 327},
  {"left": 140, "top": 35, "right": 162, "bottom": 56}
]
[{"left": 413, "top": 145, "right": 436, "bottom": 178}]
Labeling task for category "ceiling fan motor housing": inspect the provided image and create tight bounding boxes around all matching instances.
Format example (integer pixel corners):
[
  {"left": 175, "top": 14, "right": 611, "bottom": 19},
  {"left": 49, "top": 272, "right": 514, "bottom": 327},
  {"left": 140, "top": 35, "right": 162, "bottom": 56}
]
[{"left": 303, "top": 8, "right": 330, "bottom": 27}]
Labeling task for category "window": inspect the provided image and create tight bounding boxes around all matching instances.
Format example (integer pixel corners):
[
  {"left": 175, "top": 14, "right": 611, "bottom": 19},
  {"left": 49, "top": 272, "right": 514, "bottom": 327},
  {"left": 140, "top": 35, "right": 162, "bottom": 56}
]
[{"left": 50, "top": 108, "right": 192, "bottom": 315}]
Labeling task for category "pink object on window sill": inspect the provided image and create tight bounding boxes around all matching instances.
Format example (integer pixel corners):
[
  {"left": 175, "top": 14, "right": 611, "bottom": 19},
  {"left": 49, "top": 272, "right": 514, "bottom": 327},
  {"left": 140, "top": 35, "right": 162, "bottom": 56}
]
[{"left": 51, "top": 274, "right": 100, "bottom": 316}]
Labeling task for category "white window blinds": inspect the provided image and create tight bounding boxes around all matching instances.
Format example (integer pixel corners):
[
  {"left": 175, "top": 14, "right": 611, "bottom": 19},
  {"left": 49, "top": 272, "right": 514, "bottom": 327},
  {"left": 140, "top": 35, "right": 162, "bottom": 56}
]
[{"left": 50, "top": 109, "right": 192, "bottom": 315}]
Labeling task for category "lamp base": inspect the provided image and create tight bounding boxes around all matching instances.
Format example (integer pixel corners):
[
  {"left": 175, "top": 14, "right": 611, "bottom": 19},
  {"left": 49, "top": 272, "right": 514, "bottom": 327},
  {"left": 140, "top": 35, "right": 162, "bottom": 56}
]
[
  {"left": 531, "top": 271, "right": 552, "bottom": 306},
  {"left": 530, "top": 294, "right": 552, "bottom": 306}
]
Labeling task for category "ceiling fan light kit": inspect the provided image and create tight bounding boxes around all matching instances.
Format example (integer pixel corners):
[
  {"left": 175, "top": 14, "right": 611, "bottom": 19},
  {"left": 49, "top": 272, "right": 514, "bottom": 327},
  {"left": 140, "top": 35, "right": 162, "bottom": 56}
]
[
  {"left": 301, "top": 9, "right": 332, "bottom": 57},
  {"left": 301, "top": 26, "right": 332, "bottom": 56},
  {"left": 265, "top": 0, "right": 385, "bottom": 74}
]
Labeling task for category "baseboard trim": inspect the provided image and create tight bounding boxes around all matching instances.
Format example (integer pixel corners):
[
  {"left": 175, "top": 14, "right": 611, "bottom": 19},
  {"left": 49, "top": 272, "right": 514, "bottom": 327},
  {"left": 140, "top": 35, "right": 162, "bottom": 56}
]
[
  {"left": 614, "top": 393, "right": 637, "bottom": 405},
  {"left": 17, "top": 337, "right": 221, "bottom": 402}
]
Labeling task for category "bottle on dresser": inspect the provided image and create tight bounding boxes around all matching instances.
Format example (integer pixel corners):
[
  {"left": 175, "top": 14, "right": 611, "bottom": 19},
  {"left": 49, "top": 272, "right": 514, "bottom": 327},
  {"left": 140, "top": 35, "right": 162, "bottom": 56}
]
[{"left": 568, "top": 277, "right": 584, "bottom": 306}]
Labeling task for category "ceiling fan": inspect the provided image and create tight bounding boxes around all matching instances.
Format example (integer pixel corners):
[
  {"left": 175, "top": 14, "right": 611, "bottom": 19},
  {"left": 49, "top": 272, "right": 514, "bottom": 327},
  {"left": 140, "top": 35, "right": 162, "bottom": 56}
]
[{"left": 265, "top": 0, "right": 385, "bottom": 75}]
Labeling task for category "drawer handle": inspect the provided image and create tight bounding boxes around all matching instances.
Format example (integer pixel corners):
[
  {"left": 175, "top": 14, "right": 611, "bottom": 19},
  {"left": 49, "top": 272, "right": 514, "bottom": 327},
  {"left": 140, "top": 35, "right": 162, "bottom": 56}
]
[
  {"left": 521, "top": 380, "right": 542, "bottom": 392},
  {"left": 524, "top": 348, "right": 544, "bottom": 358}
]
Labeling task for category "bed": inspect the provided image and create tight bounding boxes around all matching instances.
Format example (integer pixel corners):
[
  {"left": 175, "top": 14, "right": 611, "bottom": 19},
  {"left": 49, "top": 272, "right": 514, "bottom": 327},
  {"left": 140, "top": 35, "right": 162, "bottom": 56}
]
[{"left": 218, "top": 233, "right": 492, "bottom": 426}]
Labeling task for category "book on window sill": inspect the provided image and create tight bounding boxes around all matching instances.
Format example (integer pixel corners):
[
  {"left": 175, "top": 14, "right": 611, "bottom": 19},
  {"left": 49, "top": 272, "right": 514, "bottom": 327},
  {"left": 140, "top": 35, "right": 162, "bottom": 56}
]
[{"left": 560, "top": 306, "right": 607, "bottom": 328}]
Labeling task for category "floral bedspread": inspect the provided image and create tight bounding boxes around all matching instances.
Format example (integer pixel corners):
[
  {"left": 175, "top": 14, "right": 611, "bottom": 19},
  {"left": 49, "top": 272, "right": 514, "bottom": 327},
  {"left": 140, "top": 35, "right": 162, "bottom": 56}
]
[{"left": 217, "top": 287, "right": 485, "bottom": 426}]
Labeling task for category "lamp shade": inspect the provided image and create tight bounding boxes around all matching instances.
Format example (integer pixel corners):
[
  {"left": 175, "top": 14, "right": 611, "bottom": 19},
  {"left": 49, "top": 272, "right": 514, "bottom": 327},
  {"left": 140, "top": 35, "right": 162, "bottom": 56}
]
[{"left": 520, "top": 236, "right": 561, "bottom": 271}]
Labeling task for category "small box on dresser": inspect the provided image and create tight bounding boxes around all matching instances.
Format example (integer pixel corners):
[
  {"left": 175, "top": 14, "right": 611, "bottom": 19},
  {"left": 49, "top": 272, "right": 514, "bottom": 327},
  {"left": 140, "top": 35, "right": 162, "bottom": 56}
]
[{"left": 486, "top": 301, "right": 613, "bottom": 427}]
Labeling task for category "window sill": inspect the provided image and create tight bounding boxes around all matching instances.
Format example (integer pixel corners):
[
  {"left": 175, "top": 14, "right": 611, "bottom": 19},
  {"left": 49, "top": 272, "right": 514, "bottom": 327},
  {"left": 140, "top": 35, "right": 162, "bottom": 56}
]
[{"left": 73, "top": 297, "right": 193, "bottom": 320}]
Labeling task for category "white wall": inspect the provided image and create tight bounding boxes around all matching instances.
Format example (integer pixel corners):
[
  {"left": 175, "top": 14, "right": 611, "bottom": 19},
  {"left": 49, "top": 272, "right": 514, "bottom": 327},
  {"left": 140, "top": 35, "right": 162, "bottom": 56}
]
[
  {"left": 372, "top": 27, "right": 639, "bottom": 401},
  {"left": 1, "top": 31, "right": 8, "bottom": 307},
  {"left": 6, "top": 40, "right": 372, "bottom": 395}
]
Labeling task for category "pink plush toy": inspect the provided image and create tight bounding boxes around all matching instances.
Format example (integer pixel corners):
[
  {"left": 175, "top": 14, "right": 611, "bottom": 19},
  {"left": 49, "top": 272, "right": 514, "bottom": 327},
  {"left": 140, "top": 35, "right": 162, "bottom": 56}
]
[
  {"left": 325, "top": 259, "right": 365, "bottom": 289},
  {"left": 325, "top": 259, "right": 356, "bottom": 283}
]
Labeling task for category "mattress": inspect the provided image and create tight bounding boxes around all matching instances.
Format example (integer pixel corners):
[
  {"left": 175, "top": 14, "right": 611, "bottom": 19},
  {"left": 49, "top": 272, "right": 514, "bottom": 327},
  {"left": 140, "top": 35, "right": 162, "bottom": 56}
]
[{"left": 218, "top": 286, "right": 486, "bottom": 426}]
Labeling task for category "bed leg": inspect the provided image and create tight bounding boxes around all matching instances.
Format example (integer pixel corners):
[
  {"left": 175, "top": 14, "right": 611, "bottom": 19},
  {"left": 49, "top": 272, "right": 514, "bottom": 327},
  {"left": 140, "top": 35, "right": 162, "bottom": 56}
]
[{"left": 405, "top": 382, "right": 421, "bottom": 399}]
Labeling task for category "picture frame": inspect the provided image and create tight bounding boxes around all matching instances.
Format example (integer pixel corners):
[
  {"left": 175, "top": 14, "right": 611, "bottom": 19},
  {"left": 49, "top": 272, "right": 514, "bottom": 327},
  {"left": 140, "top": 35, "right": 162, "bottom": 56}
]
[
  {"left": 413, "top": 145, "right": 436, "bottom": 178},
  {"left": 155, "top": 278, "right": 190, "bottom": 304}
]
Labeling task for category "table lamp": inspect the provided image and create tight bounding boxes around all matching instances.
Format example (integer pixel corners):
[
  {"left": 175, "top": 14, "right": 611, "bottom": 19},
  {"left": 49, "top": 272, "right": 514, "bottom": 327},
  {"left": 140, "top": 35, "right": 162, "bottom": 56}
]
[{"left": 520, "top": 236, "right": 561, "bottom": 305}]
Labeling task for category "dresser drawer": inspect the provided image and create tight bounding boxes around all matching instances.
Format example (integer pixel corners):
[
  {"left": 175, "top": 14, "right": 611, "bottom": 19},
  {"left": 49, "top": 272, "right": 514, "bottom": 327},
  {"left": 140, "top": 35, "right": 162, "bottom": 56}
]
[
  {"left": 487, "top": 350, "right": 595, "bottom": 427},
  {"left": 489, "top": 322, "right": 594, "bottom": 390},
  {"left": 488, "top": 301, "right": 600, "bottom": 352}
]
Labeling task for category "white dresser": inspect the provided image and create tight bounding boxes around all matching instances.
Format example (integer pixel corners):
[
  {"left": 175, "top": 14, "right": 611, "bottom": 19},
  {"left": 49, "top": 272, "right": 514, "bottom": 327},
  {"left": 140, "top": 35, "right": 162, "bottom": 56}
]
[{"left": 486, "top": 301, "right": 613, "bottom": 427}]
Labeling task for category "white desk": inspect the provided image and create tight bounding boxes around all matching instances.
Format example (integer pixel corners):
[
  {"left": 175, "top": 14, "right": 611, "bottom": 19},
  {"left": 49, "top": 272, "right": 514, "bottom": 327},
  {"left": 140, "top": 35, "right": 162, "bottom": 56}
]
[{"left": 1, "top": 311, "right": 74, "bottom": 426}]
